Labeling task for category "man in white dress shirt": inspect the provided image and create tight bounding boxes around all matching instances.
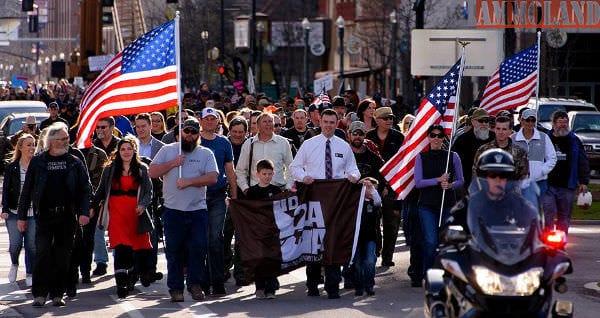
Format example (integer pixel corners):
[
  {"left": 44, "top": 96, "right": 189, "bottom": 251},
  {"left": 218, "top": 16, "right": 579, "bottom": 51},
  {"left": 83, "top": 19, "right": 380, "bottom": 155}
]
[{"left": 290, "top": 108, "right": 360, "bottom": 299}]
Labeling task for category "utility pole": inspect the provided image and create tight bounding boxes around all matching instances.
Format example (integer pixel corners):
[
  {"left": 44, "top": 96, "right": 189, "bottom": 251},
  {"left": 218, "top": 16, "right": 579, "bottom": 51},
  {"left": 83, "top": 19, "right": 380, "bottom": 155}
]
[{"left": 413, "top": 0, "right": 425, "bottom": 106}]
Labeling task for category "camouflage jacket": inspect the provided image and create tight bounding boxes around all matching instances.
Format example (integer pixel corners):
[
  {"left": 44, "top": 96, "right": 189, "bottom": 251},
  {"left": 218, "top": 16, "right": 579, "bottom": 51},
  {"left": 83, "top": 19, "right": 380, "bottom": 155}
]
[{"left": 472, "top": 139, "right": 530, "bottom": 181}]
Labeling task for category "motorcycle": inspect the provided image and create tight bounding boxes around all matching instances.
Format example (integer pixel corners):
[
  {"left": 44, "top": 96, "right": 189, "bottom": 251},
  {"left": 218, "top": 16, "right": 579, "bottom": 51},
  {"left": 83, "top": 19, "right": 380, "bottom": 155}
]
[{"left": 424, "top": 178, "right": 574, "bottom": 318}]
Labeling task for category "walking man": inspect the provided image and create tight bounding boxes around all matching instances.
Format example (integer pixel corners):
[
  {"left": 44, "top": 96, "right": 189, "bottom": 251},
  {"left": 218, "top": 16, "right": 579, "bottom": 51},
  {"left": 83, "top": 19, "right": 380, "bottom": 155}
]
[{"left": 149, "top": 118, "right": 218, "bottom": 302}]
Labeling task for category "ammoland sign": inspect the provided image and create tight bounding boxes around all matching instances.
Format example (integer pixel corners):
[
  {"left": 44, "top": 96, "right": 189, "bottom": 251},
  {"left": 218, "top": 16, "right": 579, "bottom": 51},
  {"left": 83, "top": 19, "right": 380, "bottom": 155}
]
[{"left": 476, "top": 0, "right": 600, "bottom": 28}]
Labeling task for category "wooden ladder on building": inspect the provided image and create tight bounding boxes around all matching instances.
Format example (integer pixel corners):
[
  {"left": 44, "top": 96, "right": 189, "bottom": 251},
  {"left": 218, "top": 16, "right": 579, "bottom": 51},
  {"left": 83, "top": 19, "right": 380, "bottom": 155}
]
[{"left": 112, "top": 0, "right": 147, "bottom": 51}]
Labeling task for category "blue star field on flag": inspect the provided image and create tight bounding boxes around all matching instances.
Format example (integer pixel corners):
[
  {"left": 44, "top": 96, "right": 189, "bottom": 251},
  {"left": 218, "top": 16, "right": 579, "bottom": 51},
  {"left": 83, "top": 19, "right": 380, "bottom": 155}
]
[
  {"left": 499, "top": 45, "right": 537, "bottom": 87},
  {"left": 121, "top": 21, "right": 176, "bottom": 73},
  {"left": 425, "top": 60, "right": 461, "bottom": 115}
]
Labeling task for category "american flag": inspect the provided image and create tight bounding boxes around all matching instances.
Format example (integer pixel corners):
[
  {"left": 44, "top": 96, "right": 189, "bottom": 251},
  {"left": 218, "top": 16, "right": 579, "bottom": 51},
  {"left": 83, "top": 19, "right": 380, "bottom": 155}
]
[
  {"left": 380, "top": 60, "right": 462, "bottom": 199},
  {"left": 75, "top": 20, "right": 178, "bottom": 148},
  {"left": 319, "top": 87, "right": 331, "bottom": 105},
  {"left": 479, "top": 45, "right": 537, "bottom": 115}
]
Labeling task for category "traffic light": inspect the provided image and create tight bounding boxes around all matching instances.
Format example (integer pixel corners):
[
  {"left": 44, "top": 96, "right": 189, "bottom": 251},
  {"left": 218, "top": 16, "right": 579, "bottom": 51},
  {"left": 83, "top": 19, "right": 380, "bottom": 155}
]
[
  {"left": 28, "top": 14, "right": 39, "bottom": 33},
  {"left": 218, "top": 65, "right": 225, "bottom": 75},
  {"left": 22, "top": 0, "right": 34, "bottom": 11}
]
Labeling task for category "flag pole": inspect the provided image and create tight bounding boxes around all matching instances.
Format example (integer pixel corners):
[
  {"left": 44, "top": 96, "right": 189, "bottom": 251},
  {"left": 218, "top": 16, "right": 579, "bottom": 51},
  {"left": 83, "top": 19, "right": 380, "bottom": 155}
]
[
  {"left": 534, "top": 30, "right": 541, "bottom": 113},
  {"left": 175, "top": 11, "right": 183, "bottom": 177},
  {"left": 438, "top": 41, "right": 468, "bottom": 228}
]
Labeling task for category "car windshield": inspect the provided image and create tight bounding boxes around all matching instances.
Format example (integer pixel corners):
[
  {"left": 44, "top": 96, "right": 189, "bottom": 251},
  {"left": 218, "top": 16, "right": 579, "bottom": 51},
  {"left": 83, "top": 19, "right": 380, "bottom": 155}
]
[
  {"left": 539, "top": 104, "right": 596, "bottom": 122},
  {"left": 467, "top": 178, "right": 543, "bottom": 266},
  {"left": 572, "top": 114, "right": 600, "bottom": 133}
]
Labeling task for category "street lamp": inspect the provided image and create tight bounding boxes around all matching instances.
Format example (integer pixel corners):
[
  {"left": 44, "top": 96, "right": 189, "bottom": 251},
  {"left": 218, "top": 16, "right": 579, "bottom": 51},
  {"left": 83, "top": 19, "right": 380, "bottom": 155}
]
[
  {"left": 201, "top": 30, "right": 209, "bottom": 83},
  {"left": 389, "top": 10, "right": 397, "bottom": 99},
  {"left": 302, "top": 18, "right": 311, "bottom": 91},
  {"left": 336, "top": 16, "right": 345, "bottom": 79},
  {"left": 256, "top": 21, "right": 264, "bottom": 93}
]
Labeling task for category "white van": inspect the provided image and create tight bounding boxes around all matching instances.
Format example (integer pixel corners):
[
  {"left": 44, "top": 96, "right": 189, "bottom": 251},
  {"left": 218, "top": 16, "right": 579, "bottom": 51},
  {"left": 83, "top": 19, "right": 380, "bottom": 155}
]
[{"left": 515, "top": 97, "right": 598, "bottom": 130}]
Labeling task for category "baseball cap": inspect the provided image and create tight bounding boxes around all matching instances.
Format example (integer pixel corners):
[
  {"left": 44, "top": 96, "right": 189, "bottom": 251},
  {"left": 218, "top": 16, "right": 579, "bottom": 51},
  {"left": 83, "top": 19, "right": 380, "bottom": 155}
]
[
  {"left": 348, "top": 121, "right": 366, "bottom": 133},
  {"left": 201, "top": 107, "right": 219, "bottom": 119},
  {"left": 182, "top": 118, "right": 200, "bottom": 131},
  {"left": 258, "top": 98, "right": 270, "bottom": 107},
  {"left": 521, "top": 109, "right": 537, "bottom": 120},
  {"left": 471, "top": 108, "right": 490, "bottom": 121},
  {"left": 48, "top": 101, "right": 59, "bottom": 109},
  {"left": 308, "top": 104, "right": 319, "bottom": 113},
  {"left": 375, "top": 107, "right": 394, "bottom": 118}
]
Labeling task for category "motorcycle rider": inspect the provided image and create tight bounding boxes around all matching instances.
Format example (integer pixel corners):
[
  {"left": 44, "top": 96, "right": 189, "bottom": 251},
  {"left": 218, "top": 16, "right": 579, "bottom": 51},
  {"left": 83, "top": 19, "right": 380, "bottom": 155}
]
[{"left": 445, "top": 148, "right": 539, "bottom": 234}]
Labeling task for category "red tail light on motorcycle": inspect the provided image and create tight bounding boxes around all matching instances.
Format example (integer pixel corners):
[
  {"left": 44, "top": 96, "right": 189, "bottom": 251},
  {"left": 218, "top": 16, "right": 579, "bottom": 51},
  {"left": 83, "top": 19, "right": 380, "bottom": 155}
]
[{"left": 543, "top": 230, "right": 567, "bottom": 249}]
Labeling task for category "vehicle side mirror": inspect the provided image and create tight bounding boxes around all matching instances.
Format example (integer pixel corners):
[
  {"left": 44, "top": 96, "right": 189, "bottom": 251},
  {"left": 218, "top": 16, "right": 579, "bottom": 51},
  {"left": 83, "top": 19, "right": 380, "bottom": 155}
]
[{"left": 445, "top": 225, "right": 468, "bottom": 243}]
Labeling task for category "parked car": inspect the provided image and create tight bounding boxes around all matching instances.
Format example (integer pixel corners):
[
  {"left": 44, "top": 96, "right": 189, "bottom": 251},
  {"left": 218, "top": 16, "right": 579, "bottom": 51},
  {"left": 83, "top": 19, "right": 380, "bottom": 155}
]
[
  {"left": 568, "top": 111, "right": 600, "bottom": 173},
  {"left": 0, "top": 100, "right": 47, "bottom": 123},
  {"left": 0, "top": 112, "right": 49, "bottom": 138},
  {"left": 516, "top": 97, "right": 598, "bottom": 130}
]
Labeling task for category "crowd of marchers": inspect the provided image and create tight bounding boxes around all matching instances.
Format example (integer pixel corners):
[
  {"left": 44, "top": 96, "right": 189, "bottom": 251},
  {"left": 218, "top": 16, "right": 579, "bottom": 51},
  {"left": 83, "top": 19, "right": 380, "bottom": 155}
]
[{"left": 0, "top": 80, "right": 589, "bottom": 307}]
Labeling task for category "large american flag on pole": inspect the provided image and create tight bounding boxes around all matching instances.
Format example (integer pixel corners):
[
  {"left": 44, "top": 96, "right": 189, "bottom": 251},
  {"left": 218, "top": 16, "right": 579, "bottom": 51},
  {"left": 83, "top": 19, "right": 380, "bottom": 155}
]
[
  {"left": 380, "top": 60, "right": 461, "bottom": 199},
  {"left": 75, "top": 20, "right": 178, "bottom": 148},
  {"left": 478, "top": 45, "right": 537, "bottom": 115}
]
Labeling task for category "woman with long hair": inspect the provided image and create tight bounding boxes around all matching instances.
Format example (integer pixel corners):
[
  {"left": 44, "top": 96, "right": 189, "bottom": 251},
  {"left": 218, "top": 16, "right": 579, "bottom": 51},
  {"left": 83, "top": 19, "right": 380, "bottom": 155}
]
[
  {"left": 400, "top": 114, "right": 415, "bottom": 136},
  {"left": 1, "top": 134, "right": 36, "bottom": 286},
  {"left": 357, "top": 98, "right": 377, "bottom": 132},
  {"left": 91, "top": 135, "right": 153, "bottom": 298}
]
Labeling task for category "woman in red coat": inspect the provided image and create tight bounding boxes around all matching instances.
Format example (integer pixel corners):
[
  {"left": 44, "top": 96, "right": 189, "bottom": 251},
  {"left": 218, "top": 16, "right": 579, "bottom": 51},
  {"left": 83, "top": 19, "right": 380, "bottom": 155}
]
[{"left": 92, "top": 135, "right": 153, "bottom": 298}]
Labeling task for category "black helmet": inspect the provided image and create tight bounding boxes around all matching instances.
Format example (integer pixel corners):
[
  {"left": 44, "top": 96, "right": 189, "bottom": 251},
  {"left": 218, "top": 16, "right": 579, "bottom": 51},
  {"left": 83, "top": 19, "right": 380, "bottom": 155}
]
[{"left": 476, "top": 148, "right": 515, "bottom": 178}]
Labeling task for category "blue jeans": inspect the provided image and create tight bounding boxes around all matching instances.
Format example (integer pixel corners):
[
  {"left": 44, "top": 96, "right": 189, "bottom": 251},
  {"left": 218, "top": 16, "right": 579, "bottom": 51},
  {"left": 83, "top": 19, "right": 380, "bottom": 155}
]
[
  {"left": 521, "top": 181, "right": 541, "bottom": 212},
  {"left": 352, "top": 241, "right": 376, "bottom": 291},
  {"left": 204, "top": 190, "right": 226, "bottom": 286},
  {"left": 162, "top": 207, "right": 208, "bottom": 292},
  {"left": 542, "top": 186, "right": 575, "bottom": 234},
  {"left": 5, "top": 213, "right": 36, "bottom": 273},
  {"left": 93, "top": 226, "right": 109, "bottom": 264},
  {"left": 418, "top": 205, "right": 450, "bottom": 276}
]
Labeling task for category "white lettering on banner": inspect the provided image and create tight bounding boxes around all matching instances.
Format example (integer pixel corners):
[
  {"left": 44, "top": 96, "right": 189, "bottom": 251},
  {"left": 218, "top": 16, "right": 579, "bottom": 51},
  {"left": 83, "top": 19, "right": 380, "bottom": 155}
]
[{"left": 273, "top": 196, "right": 326, "bottom": 269}]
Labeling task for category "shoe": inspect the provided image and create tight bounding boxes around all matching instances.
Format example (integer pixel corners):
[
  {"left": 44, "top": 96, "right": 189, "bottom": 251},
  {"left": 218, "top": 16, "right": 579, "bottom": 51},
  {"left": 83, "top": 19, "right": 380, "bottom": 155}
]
[
  {"left": 170, "top": 290, "right": 184, "bottom": 302},
  {"left": 66, "top": 287, "right": 77, "bottom": 298},
  {"left": 265, "top": 292, "right": 276, "bottom": 299},
  {"left": 140, "top": 273, "right": 153, "bottom": 287},
  {"left": 81, "top": 272, "right": 92, "bottom": 284},
  {"left": 92, "top": 263, "right": 107, "bottom": 276},
  {"left": 307, "top": 287, "right": 320, "bottom": 297},
  {"left": 365, "top": 288, "right": 375, "bottom": 296},
  {"left": 153, "top": 271, "right": 163, "bottom": 281},
  {"left": 8, "top": 264, "right": 18, "bottom": 283},
  {"left": 202, "top": 286, "right": 211, "bottom": 296},
  {"left": 117, "top": 286, "right": 128, "bottom": 299},
  {"left": 26, "top": 274, "right": 33, "bottom": 287},
  {"left": 32, "top": 297, "right": 45, "bottom": 307},
  {"left": 355, "top": 289, "right": 364, "bottom": 296},
  {"left": 211, "top": 285, "right": 226, "bottom": 296},
  {"left": 188, "top": 286, "right": 205, "bottom": 301},
  {"left": 52, "top": 297, "right": 65, "bottom": 307},
  {"left": 381, "top": 260, "right": 395, "bottom": 267},
  {"left": 255, "top": 290, "right": 266, "bottom": 299},
  {"left": 411, "top": 279, "right": 423, "bottom": 288},
  {"left": 327, "top": 292, "right": 340, "bottom": 299}
]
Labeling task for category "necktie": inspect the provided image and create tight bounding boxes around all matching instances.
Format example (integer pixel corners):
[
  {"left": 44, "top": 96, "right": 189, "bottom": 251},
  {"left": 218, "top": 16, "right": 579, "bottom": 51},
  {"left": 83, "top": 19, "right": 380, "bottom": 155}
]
[{"left": 325, "top": 139, "right": 332, "bottom": 179}]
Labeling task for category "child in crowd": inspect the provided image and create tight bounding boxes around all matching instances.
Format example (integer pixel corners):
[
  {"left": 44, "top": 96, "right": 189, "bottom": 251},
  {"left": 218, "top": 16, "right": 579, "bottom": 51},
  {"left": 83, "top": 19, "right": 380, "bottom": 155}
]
[
  {"left": 245, "top": 159, "right": 281, "bottom": 299},
  {"left": 353, "top": 177, "right": 381, "bottom": 296}
]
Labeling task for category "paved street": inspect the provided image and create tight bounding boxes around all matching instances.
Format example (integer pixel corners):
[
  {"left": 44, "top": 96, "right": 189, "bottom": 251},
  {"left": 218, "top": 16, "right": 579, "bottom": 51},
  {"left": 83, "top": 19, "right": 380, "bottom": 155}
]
[{"left": 0, "top": 221, "right": 600, "bottom": 317}]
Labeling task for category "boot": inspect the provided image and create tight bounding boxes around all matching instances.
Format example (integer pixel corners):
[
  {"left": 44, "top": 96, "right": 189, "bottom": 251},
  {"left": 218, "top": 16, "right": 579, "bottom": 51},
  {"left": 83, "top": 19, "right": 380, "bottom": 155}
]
[
  {"left": 115, "top": 272, "right": 129, "bottom": 298},
  {"left": 92, "top": 263, "right": 107, "bottom": 276}
]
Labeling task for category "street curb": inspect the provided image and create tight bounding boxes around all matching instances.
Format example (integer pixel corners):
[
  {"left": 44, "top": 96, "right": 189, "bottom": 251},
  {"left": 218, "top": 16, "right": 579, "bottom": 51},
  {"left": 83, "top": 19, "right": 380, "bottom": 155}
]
[{"left": 571, "top": 219, "right": 600, "bottom": 225}]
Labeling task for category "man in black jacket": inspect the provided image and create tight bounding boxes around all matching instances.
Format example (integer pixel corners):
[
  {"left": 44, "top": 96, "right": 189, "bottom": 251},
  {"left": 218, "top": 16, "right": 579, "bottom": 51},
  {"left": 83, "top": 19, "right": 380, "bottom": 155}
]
[{"left": 17, "top": 122, "right": 91, "bottom": 307}]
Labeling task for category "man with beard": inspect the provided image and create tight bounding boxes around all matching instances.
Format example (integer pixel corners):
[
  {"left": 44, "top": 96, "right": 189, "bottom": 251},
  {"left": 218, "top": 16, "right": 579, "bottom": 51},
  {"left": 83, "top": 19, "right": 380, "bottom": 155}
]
[
  {"left": 347, "top": 121, "right": 384, "bottom": 185},
  {"left": 543, "top": 110, "right": 589, "bottom": 234},
  {"left": 17, "top": 122, "right": 90, "bottom": 307},
  {"left": 452, "top": 108, "right": 495, "bottom": 190},
  {"left": 149, "top": 118, "right": 218, "bottom": 302}
]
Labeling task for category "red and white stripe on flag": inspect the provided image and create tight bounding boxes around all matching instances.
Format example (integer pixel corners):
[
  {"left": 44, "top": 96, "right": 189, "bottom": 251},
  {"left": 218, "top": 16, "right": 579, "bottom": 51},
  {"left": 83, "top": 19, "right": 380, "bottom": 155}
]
[{"left": 75, "top": 20, "right": 178, "bottom": 148}]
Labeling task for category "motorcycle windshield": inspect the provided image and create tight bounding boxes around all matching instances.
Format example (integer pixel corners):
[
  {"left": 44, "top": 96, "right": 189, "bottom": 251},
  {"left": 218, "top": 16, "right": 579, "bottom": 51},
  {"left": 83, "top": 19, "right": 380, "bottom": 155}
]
[{"left": 467, "top": 178, "right": 542, "bottom": 266}]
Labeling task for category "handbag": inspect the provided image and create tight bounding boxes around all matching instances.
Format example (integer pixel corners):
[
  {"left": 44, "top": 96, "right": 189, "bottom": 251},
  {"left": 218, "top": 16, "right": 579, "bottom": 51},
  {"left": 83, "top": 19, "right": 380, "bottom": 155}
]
[
  {"left": 137, "top": 209, "right": 154, "bottom": 234},
  {"left": 577, "top": 191, "right": 593, "bottom": 210}
]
